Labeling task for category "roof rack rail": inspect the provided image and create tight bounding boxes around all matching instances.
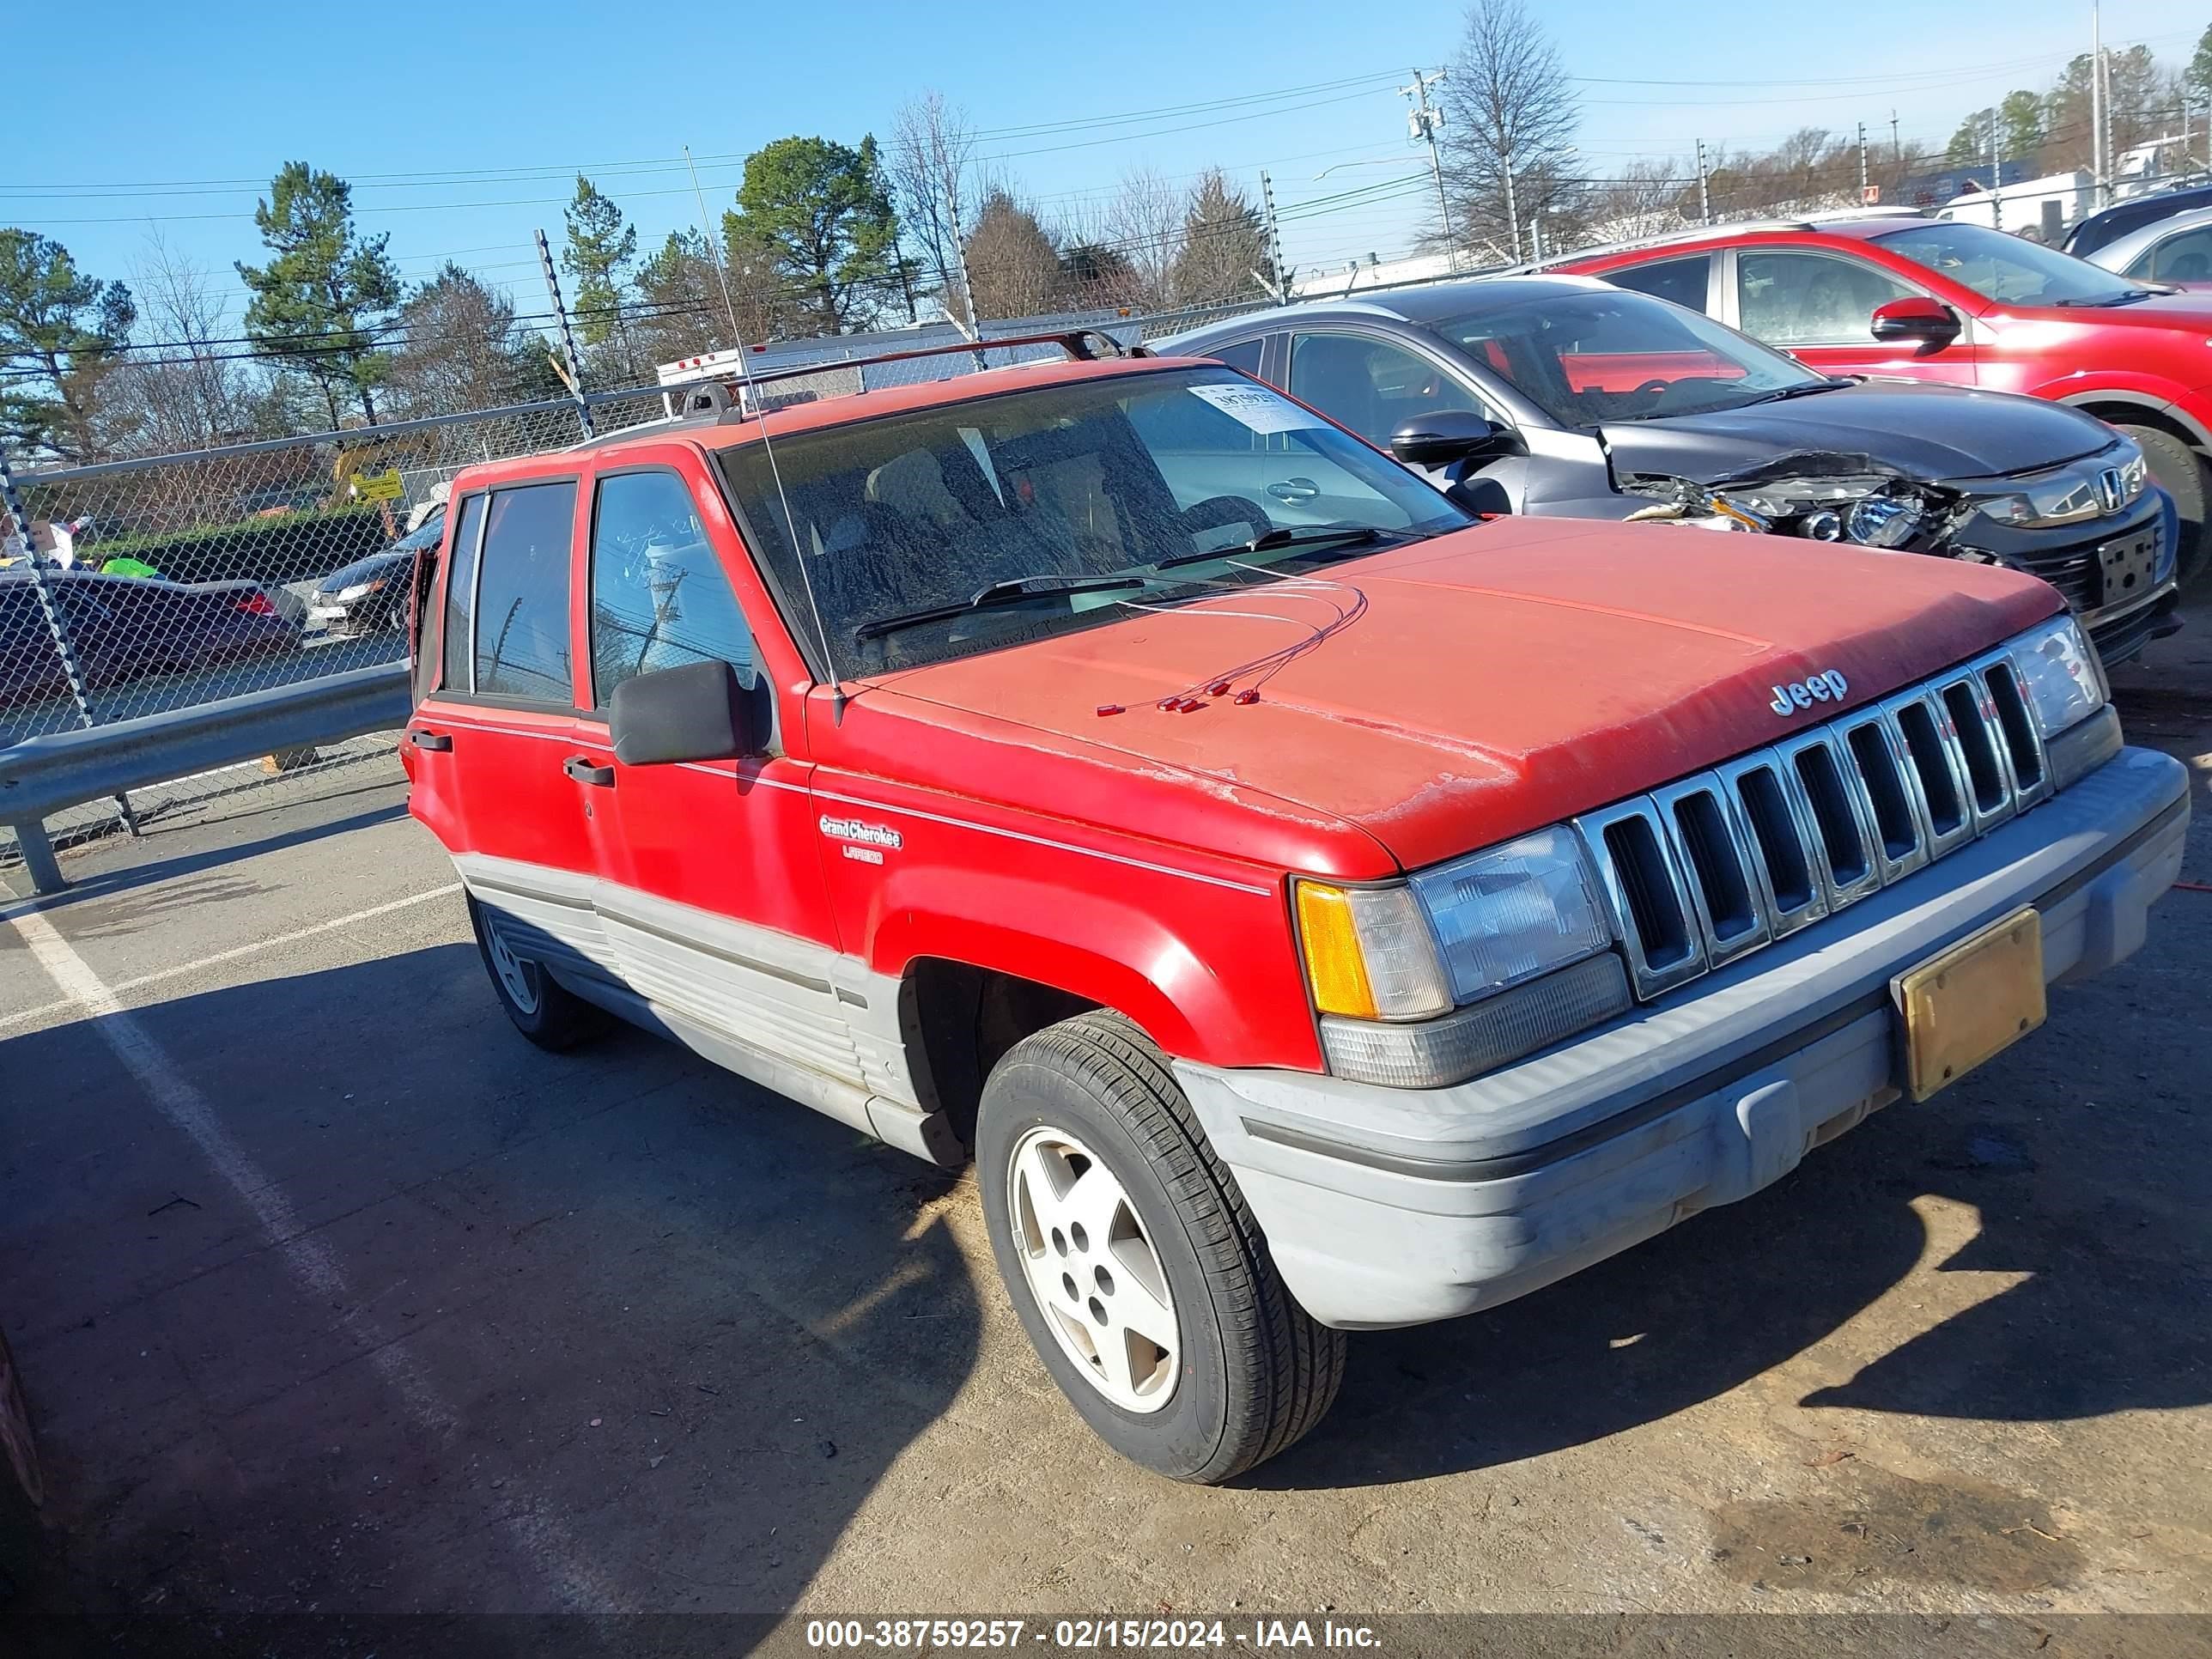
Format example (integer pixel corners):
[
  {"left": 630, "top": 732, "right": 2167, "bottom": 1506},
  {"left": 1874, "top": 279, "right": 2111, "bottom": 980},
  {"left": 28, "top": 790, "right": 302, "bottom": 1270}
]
[
  {"left": 1522, "top": 206, "right": 1934, "bottom": 273},
  {"left": 673, "top": 328, "right": 1145, "bottom": 422}
]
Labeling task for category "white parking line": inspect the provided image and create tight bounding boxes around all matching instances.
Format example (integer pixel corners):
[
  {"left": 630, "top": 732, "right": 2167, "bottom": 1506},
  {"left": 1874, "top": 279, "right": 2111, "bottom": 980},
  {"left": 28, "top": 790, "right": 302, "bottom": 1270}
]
[
  {"left": 0, "top": 884, "right": 462, "bottom": 1036},
  {"left": 5, "top": 901, "right": 622, "bottom": 1613}
]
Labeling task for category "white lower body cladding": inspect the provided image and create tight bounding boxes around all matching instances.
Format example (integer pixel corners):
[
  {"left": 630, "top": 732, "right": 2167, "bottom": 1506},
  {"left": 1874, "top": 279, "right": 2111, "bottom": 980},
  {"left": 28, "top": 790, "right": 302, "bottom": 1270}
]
[{"left": 1176, "top": 745, "right": 2191, "bottom": 1331}]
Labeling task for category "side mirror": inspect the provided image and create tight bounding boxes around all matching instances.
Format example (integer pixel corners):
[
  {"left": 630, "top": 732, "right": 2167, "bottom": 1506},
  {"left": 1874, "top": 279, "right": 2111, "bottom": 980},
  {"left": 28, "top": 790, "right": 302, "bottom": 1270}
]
[
  {"left": 610, "top": 659, "right": 756, "bottom": 766},
  {"left": 1389, "top": 410, "right": 1522, "bottom": 468},
  {"left": 1869, "top": 296, "right": 1961, "bottom": 349}
]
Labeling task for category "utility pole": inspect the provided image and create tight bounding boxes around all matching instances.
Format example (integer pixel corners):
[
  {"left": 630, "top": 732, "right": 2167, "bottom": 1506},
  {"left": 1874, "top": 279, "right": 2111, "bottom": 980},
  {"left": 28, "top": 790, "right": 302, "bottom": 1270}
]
[
  {"left": 535, "top": 228, "right": 595, "bottom": 441},
  {"left": 2090, "top": 0, "right": 2106, "bottom": 208},
  {"left": 1891, "top": 110, "right": 1901, "bottom": 168},
  {"left": 1988, "top": 112, "right": 2003, "bottom": 232},
  {"left": 1258, "top": 170, "right": 1290, "bottom": 301},
  {"left": 1858, "top": 122, "right": 1870, "bottom": 198},
  {"left": 1399, "top": 69, "right": 1456, "bottom": 261},
  {"left": 1695, "top": 139, "right": 1711, "bottom": 224}
]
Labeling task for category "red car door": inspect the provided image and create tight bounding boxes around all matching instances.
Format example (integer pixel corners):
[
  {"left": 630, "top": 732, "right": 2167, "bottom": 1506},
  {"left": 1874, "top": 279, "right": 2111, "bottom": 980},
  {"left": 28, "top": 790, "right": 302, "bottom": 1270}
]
[
  {"left": 407, "top": 477, "right": 602, "bottom": 931},
  {"left": 566, "top": 450, "right": 895, "bottom": 1120},
  {"left": 1724, "top": 246, "right": 1980, "bottom": 386}
]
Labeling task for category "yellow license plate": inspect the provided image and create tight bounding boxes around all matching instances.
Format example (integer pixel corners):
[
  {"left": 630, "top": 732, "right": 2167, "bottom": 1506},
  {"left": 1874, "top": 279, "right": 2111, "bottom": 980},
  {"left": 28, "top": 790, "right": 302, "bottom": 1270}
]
[{"left": 1893, "top": 908, "right": 2045, "bottom": 1102}]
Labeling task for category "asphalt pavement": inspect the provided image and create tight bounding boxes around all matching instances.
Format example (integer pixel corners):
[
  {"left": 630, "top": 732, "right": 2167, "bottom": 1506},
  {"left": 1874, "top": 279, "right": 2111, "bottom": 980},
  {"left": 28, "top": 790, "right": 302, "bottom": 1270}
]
[{"left": 1, "top": 641, "right": 2208, "bottom": 1657}]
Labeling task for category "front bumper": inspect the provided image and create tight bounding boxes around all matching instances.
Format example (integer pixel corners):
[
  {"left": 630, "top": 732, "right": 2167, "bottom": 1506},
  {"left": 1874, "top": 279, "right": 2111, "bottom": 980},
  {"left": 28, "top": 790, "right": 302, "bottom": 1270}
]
[{"left": 1175, "top": 745, "right": 2191, "bottom": 1330}]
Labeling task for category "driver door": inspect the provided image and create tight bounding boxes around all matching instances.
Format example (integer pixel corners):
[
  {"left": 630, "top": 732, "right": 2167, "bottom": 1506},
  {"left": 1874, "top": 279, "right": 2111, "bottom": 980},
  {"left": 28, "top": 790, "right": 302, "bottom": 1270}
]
[
  {"left": 1726, "top": 247, "right": 1978, "bottom": 385},
  {"left": 1285, "top": 330, "right": 1502, "bottom": 501}
]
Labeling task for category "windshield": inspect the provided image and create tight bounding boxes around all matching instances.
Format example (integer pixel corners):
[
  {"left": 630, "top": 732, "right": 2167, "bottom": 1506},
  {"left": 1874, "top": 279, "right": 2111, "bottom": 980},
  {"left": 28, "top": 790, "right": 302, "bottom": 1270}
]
[
  {"left": 1434, "top": 289, "right": 1826, "bottom": 426},
  {"left": 716, "top": 366, "right": 1469, "bottom": 675},
  {"left": 1875, "top": 222, "right": 2142, "bottom": 307}
]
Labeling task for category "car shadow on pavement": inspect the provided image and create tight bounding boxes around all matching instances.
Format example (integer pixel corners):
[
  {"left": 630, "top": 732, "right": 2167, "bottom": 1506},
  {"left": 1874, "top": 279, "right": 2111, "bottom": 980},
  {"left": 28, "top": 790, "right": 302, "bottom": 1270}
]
[
  {"left": 1246, "top": 1006, "right": 2212, "bottom": 1490},
  {"left": 1, "top": 942, "right": 980, "bottom": 1633}
]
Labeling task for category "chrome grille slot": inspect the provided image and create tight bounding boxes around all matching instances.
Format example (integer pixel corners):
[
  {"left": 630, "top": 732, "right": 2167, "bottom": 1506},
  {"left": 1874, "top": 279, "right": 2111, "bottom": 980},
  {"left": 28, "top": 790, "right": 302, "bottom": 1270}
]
[
  {"left": 1885, "top": 690, "right": 1974, "bottom": 858},
  {"left": 1717, "top": 750, "right": 1828, "bottom": 937},
  {"left": 1571, "top": 638, "right": 2083, "bottom": 1004},
  {"left": 1983, "top": 658, "right": 2049, "bottom": 805},
  {"left": 1786, "top": 733, "right": 1880, "bottom": 903},
  {"left": 1576, "top": 799, "right": 1705, "bottom": 998},
  {"left": 1844, "top": 716, "right": 1928, "bottom": 881},
  {"left": 1940, "top": 677, "right": 2014, "bottom": 829},
  {"left": 1655, "top": 775, "right": 1770, "bottom": 965}
]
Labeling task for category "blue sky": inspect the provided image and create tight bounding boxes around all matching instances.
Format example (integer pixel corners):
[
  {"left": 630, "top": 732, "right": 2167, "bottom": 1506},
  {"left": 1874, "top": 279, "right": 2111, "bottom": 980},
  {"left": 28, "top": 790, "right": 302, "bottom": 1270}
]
[{"left": 7, "top": 0, "right": 2199, "bottom": 343}]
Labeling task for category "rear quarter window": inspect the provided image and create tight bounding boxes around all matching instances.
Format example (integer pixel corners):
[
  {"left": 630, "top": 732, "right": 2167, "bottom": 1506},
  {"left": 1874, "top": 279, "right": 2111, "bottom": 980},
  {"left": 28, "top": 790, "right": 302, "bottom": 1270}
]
[{"left": 438, "top": 494, "right": 487, "bottom": 694}]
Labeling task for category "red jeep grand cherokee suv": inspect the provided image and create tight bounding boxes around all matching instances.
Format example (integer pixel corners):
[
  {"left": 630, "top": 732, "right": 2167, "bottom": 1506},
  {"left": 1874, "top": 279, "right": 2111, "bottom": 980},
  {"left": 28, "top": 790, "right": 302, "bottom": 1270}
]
[
  {"left": 1553, "top": 216, "right": 2212, "bottom": 589},
  {"left": 402, "top": 337, "right": 2189, "bottom": 1481}
]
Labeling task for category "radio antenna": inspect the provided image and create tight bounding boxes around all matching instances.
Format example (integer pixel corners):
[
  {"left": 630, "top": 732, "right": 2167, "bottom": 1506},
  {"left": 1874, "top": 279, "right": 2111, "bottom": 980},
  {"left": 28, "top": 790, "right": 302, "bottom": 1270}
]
[{"left": 681, "top": 143, "right": 842, "bottom": 705}]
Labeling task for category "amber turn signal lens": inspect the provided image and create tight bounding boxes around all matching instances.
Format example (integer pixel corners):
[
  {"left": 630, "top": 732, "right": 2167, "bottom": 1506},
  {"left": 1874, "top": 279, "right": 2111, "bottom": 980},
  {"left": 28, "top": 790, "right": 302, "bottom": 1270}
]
[{"left": 1295, "top": 881, "right": 1380, "bottom": 1020}]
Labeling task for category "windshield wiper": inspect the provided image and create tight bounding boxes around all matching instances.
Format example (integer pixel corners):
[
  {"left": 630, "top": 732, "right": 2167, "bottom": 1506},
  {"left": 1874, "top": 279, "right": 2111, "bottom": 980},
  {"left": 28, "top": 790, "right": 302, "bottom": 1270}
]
[
  {"left": 1154, "top": 525, "right": 1387, "bottom": 572},
  {"left": 854, "top": 574, "right": 1144, "bottom": 641},
  {"left": 2052, "top": 289, "right": 2157, "bottom": 307},
  {"left": 1741, "top": 379, "right": 1850, "bottom": 405}
]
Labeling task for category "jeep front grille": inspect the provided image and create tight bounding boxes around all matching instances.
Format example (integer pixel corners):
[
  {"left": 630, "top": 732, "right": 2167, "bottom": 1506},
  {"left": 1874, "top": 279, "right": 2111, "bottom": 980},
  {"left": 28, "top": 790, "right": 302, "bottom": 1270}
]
[{"left": 1575, "top": 647, "right": 2051, "bottom": 1000}]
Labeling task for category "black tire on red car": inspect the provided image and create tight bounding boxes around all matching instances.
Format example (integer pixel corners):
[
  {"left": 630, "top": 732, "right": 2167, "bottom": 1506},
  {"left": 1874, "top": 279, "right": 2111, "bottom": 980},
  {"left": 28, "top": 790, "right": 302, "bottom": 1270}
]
[
  {"left": 975, "top": 1010, "right": 1346, "bottom": 1484},
  {"left": 2121, "top": 424, "right": 2209, "bottom": 593},
  {"left": 467, "top": 895, "right": 610, "bottom": 1052},
  {"left": 0, "top": 1324, "right": 45, "bottom": 1601}
]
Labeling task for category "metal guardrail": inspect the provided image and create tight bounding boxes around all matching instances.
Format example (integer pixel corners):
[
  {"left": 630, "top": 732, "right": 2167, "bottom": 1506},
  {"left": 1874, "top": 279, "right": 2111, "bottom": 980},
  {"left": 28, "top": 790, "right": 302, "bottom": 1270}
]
[{"left": 1, "top": 661, "right": 410, "bottom": 895}]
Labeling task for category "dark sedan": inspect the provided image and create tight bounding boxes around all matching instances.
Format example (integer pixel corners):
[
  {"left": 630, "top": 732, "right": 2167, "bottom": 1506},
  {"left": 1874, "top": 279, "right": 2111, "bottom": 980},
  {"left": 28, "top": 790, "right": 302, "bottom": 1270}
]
[
  {"left": 1157, "top": 276, "right": 2180, "bottom": 665},
  {"left": 0, "top": 568, "right": 300, "bottom": 710},
  {"left": 305, "top": 507, "right": 445, "bottom": 638}
]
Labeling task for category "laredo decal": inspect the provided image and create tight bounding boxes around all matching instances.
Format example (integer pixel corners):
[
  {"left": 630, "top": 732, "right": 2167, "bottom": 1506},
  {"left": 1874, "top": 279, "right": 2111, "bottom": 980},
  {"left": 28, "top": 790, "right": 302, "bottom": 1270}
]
[{"left": 818, "top": 814, "right": 903, "bottom": 851}]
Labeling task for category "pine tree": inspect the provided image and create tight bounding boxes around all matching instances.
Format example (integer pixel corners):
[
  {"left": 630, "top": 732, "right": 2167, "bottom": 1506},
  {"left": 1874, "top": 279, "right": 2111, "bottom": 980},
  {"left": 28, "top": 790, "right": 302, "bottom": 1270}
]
[
  {"left": 562, "top": 175, "right": 640, "bottom": 378},
  {"left": 236, "top": 163, "right": 402, "bottom": 428},
  {"left": 0, "top": 228, "right": 135, "bottom": 461}
]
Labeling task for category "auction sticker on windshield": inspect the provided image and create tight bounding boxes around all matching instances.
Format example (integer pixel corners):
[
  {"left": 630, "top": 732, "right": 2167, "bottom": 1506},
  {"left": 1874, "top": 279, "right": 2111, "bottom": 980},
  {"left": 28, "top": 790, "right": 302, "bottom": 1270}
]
[{"left": 1189, "top": 381, "right": 1329, "bottom": 434}]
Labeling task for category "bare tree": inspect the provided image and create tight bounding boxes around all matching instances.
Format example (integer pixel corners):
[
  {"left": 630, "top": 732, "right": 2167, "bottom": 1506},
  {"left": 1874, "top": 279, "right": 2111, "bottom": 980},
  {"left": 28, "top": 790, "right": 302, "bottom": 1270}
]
[
  {"left": 1581, "top": 158, "right": 1690, "bottom": 243},
  {"left": 1105, "top": 167, "right": 1185, "bottom": 310},
  {"left": 889, "top": 91, "right": 980, "bottom": 325},
  {"left": 1437, "top": 0, "right": 1581, "bottom": 261},
  {"left": 98, "top": 232, "right": 258, "bottom": 454}
]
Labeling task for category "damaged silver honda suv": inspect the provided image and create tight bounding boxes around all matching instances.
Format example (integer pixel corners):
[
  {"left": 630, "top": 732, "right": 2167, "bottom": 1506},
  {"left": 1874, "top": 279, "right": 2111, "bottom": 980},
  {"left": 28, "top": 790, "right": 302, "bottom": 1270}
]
[{"left": 1158, "top": 276, "right": 2180, "bottom": 665}]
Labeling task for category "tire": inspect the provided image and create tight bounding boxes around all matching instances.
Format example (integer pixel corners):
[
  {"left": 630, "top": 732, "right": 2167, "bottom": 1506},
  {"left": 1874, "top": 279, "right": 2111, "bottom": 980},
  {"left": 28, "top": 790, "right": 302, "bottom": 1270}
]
[
  {"left": 0, "top": 1324, "right": 44, "bottom": 1602},
  {"left": 975, "top": 1011, "right": 1345, "bottom": 1483},
  {"left": 467, "top": 894, "right": 610, "bottom": 1052},
  {"left": 2118, "top": 424, "right": 2209, "bottom": 593}
]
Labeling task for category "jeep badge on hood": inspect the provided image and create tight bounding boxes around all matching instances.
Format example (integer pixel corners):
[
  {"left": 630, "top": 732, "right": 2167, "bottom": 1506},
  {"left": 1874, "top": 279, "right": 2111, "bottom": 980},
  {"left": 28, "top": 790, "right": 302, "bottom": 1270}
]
[{"left": 1771, "top": 670, "right": 1850, "bottom": 715}]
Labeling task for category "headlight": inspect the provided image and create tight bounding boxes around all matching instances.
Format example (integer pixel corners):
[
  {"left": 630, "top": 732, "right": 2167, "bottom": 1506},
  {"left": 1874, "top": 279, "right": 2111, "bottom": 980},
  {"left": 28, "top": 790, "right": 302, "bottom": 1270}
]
[
  {"left": 1407, "top": 827, "right": 1613, "bottom": 1003},
  {"left": 1295, "top": 830, "right": 1626, "bottom": 1086},
  {"left": 1724, "top": 476, "right": 1927, "bottom": 546},
  {"left": 2007, "top": 615, "right": 2105, "bottom": 736}
]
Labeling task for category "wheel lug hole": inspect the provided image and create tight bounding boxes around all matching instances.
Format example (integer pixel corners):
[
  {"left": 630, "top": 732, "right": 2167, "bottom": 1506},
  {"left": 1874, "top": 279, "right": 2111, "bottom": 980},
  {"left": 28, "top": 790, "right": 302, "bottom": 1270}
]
[
  {"left": 1049, "top": 1227, "right": 1067, "bottom": 1257},
  {"left": 1069, "top": 1222, "right": 1090, "bottom": 1253},
  {"left": 1060, "top": 1272, "right": 1079, "bottom": 1303},
  {"left": 1087, "top": 1296, "right": 1109, "bottom": 1327},
  {"left": 1093, "top": 1265, "right": 1115, "bottom": 1297}
]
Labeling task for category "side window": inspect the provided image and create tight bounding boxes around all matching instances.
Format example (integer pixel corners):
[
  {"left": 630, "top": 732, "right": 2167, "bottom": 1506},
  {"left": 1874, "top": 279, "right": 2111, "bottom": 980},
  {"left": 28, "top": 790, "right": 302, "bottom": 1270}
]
[
  {"left": 471, "top": 482, "right": 577, "bottom": 703},
  {"left": 2139, "top": 228, "right": 2212, "bottom": 284},
  {"left": 588, "top": 471, "right": 759, "bottom": 707},
  {"left": 1205, "top": 337, "right": 1265, "bottom": 376},
  {"left": 1288, "top": 333, "right": 1487, "bottom": 446},
  {"left": 1606, "top": 254, "right": 1711, "bottom": 313},
  {"left": 1735, "top": 251, "right": 1913, "bottom": 346},
  {"left": 438, "top": 494, "right": 486, "bottom": 693}
]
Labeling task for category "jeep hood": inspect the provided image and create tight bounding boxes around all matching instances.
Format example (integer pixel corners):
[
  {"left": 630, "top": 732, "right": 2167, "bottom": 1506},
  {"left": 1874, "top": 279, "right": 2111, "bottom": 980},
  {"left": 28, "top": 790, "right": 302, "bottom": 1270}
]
[
  {"left": 1601, "top": 379, "right": 2114, "bottom": 486},
  {"left": 867, "top": 520, "right": 2063, "bottom": 872}
]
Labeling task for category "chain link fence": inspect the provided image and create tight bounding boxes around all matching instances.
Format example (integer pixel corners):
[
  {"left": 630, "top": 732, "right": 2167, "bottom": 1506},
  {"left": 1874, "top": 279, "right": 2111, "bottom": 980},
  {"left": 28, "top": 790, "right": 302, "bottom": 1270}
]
[{"left": 1, "top": 292, "right": 1301, "bottom": 877}]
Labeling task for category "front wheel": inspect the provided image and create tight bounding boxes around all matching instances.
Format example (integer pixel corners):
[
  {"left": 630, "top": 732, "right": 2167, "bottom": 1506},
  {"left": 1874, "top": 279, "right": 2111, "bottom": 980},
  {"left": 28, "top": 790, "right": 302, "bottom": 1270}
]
[
  {"left": 2119, "top": 424, "right": 2209, "bottom": 593},
  {"left": 975, "top": 1011, "right": 1345, "bottom": 1483}
]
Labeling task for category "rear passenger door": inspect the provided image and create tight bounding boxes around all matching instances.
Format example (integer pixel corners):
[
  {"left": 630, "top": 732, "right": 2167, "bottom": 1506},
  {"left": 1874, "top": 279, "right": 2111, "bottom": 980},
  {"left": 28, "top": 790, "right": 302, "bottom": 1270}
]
[{"left": 407, "top": 478, "right": 602, "bottom": 926}]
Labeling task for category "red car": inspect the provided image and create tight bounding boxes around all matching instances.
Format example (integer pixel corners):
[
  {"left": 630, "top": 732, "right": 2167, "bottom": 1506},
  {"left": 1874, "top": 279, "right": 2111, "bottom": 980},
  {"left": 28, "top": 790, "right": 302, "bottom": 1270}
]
[
  {"left": 404, "top": 338, "right": 2187, "bottom": 1480},
  {"left": 1551, "top": 216, "right": 2212, "bottom": 587}
]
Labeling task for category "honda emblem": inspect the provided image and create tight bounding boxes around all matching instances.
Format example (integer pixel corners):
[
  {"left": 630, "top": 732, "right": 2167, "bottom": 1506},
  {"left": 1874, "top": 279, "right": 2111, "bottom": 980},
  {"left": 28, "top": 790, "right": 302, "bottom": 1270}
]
[{"left": 2097, "top": 467, "right": 2124, "bottom": 514}]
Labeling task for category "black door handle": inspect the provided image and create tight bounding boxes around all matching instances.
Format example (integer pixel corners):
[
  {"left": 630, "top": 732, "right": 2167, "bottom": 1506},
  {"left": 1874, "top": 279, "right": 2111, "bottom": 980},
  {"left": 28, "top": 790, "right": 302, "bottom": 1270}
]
[
  {"left": 408, "top": 730, "right": 452, "bottom": 751},
  {"left": 563, "top": 756, "right": 616, "bottom": 787}
]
